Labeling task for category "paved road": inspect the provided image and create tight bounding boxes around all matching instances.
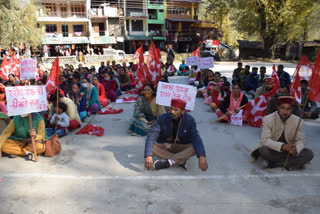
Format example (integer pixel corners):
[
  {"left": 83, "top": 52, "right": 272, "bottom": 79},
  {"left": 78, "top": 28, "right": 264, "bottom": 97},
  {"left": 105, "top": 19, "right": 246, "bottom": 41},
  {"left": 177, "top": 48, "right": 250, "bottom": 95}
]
[{"left": 0, "top": 62, "right": 319, "bottom": 214}]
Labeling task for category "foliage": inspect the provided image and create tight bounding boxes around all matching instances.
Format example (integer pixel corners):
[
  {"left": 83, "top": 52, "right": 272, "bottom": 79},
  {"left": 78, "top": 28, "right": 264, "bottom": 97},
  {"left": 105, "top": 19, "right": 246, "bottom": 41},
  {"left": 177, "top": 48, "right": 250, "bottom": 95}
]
[
  {"left": 0, "top": 0, "right": 42, "bottom": 48},
  {"left": 203, "top": 0, "right": 320, "bottom": 57}
]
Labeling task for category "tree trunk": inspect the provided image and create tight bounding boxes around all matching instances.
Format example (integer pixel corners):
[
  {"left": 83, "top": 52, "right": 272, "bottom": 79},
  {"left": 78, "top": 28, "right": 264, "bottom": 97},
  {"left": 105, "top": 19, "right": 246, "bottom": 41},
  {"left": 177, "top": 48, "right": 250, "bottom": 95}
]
[{"left": 263, "top": 37, "right": 274, "bottom": 58}]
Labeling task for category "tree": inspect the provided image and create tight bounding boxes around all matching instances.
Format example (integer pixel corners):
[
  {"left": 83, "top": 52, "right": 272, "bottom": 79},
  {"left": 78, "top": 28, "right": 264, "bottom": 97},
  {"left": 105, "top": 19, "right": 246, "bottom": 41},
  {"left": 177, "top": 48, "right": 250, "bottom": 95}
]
[
  {"left": 0, "top": 0, "right": 42, "bottom": 49},
  {"left": 231, "top": 0, "right": 319, "bottom": 58}
]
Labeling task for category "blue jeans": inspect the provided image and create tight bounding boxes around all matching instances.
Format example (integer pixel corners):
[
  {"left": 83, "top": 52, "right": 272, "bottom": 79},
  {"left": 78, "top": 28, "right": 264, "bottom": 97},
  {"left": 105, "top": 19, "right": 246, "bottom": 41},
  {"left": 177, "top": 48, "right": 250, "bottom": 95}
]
[{"left": 46, "top": 128, "right": 66, "bottom": 138}]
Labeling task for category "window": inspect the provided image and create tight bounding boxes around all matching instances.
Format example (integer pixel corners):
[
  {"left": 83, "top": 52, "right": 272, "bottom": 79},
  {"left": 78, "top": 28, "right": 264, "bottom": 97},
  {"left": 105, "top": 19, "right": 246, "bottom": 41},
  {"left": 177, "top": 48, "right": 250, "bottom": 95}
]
[
  {"left": 42, "top": 3, "right": 56, "bottom": 16},
  {"left": 185, "top": 8, "right": 191, "bottom": 15},
  {"left": 62, "top": 24, "right": 68, "bottom": 37},
  {"left": 73, "top": 25, "right": 84, "bottom": 33},
  {"left": 132, "top": 20, "right": 143, "bottom": 32},
  {"left": 60, "top": 4, "right": 67, "bottom": 17},
  {"left": 46, "top": 24, "right": 57, "bottom": 33},
  {"left": 71, "top": 4, "right": 85, "bottom": 17},
  {"left": 167, "top": 8, "right": 171, "bottom": 14},
  {"left": 179, "top": 8, "right": 184, "bottom": 15},
  {"left": 150, "top": 0, "right": 164, "bottom": 5}
]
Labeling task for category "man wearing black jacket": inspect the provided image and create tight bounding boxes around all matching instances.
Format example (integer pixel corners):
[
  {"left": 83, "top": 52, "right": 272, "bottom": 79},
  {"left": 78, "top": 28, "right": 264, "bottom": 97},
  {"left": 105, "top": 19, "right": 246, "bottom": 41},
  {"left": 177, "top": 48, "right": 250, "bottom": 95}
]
[{"left": 144, "top": 99, "right": 208, "bottom": 171}]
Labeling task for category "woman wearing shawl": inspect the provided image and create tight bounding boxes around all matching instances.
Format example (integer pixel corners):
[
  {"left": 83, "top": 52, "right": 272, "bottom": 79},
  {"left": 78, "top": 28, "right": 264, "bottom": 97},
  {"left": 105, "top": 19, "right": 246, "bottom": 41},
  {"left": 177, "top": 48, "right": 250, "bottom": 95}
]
[
  {"left": 92, "top": 75, "right": 108, "bottom": 107},
  {"left": 216, "top": 83, "right": 248, "bottom": 123},
  {"left": 129, "top": 83, "right": 166, "bottom": 136},
  {"left": 70, "top": 83, "right": 87, "bottom": 120},
  {"left": 101, "top": 71, "right": 118, "bottom": 102},
  {"left": 80, "top": 78, "right": 101, "bottom": 114}
]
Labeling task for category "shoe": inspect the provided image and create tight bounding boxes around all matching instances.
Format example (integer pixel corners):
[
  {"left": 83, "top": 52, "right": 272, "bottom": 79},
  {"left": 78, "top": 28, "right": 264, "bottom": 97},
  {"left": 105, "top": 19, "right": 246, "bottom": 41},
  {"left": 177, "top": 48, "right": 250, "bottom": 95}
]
[
  {"left": 8, "top": 154, "right": 18, "bottom": 158},
  {"left": 178, "top": 161, "right": 188, "bottom": 170},
  {"left": 262, "top": 160, "right": 281, "bottom": 169},
  {"left": 27, "top": 153, "right": 33, "bottom": 161},
  {"left": 154, "top": 160, "right": 170, "bottom": 170}
]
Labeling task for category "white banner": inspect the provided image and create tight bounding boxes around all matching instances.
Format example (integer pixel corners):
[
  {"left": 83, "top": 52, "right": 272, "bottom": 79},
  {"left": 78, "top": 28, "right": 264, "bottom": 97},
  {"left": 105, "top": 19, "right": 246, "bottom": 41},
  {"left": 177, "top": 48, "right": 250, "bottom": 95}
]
[
  {"left": 185, "top": 56, "right": 199, "bottom": 66},
  {"left": 230, "top": 110, "right": 243, "bottom": 126},
  {"left": 20, "top": 58, "right": 37, "bottom": 80},
  {"left": 198, "top": 57, "right": 214, "bottom": 69},
  {"left": 5, "top": 86, "right": 48, "bottom": 116},
  {"left": 156, "top": 82, "right": 197, "bottom": 111}
]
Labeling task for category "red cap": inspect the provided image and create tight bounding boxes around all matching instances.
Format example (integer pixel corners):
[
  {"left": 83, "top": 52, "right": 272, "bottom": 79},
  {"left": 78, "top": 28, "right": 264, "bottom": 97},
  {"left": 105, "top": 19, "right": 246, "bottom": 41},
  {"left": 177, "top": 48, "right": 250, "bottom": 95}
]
[
  {"left": 171, "top": 99, "right": 186, "bottom": 110},
  {"left": 264, "top": 77, "right": 274, "bottom": 83},
  {"left": 278, "top": 96, "right": 295, "bottom": 106}
]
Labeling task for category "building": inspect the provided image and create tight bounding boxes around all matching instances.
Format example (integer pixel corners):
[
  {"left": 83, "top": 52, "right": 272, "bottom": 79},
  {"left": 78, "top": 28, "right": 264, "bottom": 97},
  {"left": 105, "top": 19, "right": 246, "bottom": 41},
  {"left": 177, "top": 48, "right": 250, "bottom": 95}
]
[
  {"left": 123, "top": 0, "right": 151, "bottom": 53},
  {"left": 147, "top": 0, "right": 166, "bottom": 49},
  {"left": 88, "top": 0, "right": 124, "bottom": 54},
  {"left": 37, "top": 0, "right": 90, "bottom": 56},
  {"left": 165, "top": 0, "right": 202, "bottom": 53}
]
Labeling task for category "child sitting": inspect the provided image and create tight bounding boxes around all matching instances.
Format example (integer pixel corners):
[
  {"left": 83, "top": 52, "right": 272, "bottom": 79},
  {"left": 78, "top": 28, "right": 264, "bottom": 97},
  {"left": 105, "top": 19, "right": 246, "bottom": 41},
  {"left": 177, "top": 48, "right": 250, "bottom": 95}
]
[{"left": 46, "top": 102, "right": 70, "bottom": 137}]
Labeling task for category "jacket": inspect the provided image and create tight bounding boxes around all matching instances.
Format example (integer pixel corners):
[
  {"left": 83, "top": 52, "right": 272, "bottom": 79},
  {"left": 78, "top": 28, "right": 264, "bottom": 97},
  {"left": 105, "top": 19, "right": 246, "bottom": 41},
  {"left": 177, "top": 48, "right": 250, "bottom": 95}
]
[
  {"left": 144, "top": 112, "right": 206, "bottom": 157},
  {"left": 250, "top": 112, "right": 305, "bottom": 161}
]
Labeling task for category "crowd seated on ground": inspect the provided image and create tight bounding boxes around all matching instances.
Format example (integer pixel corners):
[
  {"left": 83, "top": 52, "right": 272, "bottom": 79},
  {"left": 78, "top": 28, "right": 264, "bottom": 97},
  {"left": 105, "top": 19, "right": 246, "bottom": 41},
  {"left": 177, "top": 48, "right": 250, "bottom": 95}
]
[{"left": 0, "top": 57, "right": 318, "bottom": 173}]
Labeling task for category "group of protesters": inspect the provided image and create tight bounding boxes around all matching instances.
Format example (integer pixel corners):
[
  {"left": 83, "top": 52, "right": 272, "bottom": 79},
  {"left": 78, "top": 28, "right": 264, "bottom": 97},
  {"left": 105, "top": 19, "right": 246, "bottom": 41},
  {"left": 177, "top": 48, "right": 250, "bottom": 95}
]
[{"left": 0, "top": 53, "right": 318, "bottom": 172}]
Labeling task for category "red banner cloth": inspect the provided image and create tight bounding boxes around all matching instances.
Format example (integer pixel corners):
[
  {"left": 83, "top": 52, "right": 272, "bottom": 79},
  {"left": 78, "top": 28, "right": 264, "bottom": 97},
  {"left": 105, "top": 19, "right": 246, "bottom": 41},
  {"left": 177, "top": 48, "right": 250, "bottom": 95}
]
[
  {"left": 308, "top": 48, "right": 320, "bottom": 102},
  {"left": 98, "top": 108, "right": 124, "bottom": 114},
  {"left": 244, "top": 65, "right": 280, "bottom": 127},
  {"left": 75, "top": 124, "right": 104, "bottom": 136}
]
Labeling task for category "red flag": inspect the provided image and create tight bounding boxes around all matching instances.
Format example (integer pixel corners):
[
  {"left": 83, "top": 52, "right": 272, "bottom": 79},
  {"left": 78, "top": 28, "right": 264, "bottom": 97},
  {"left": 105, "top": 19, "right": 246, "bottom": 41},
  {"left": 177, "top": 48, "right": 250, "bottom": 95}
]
[
  {"left": 308, "top": 48, "right": 320, "bottom": 102},
  {"left": 244, "top": 65, "right": 280, "bottom": 127},
  {"left": 45, "top": 56, "right": 60, "bottom": 95},
  {"left": 8, "top": 53, "right": 20, "bottom": 79},
  {"left": 0, "top": 56, "right": 11, "bottom": 81},
  {"left": 289, "top": 55, "right": 311, "bottom": 104},
  {"left": 290, "top": 71, "right": 301, "bottom": 104},
  {"left": 146, "top": 42, "right": 161, "bottom": 85},
  {"left": 132, "top": 45, "right": 148, "bottom": 88},
  {"left": 192, "top": 47, "right": 200, "bottom": 57},
  {"left": 295, "top": 55, "right": 313, "bottom": 81},
  {"left": 76, "top": 124, "right": 104, "bottom": 136}
]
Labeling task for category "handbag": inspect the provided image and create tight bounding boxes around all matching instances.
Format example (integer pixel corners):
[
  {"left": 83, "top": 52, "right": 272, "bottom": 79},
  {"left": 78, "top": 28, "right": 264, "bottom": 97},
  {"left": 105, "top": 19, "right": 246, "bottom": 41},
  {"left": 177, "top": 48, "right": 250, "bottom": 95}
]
[{"left": 44, "top": 134, "right": 62, "bottom": 157}]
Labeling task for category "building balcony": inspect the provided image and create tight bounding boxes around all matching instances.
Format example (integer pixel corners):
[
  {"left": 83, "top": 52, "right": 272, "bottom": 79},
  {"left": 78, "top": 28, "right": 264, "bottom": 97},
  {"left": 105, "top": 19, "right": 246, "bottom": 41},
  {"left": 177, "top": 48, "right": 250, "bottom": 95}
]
[
  {"left": 89, "top": 7, "right": 118, "bottom": 18},
  {"left": 37, "top": 9, "right": 88, "bottom": 22},
  {"left": 126, "top": 9, "right": 147, "bottom": 17}
]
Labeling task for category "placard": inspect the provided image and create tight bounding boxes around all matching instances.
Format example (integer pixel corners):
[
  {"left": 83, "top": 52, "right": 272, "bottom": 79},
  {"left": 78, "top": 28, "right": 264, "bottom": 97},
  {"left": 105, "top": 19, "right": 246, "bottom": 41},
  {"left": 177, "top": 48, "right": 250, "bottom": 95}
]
[
  {"left": 198, "top": 57, "right": 214, "bottom": 69},
  {"left": 230, "top": 110, "right": 243, "bottom": 126},
  {"left": 156, "top": 82, "right": 197, "bottom": 111},
  {"left": 185, "top": 56, "right": 199, "bottom": 66},
  {"left": 6, "top": 86, "right": 47, "bottom": 116},
  {"left": 20, "top": 58, "right": 37, "bottom": 80},
  {"left": 299, "top": 65, "right": 312, "bottom": 81}
]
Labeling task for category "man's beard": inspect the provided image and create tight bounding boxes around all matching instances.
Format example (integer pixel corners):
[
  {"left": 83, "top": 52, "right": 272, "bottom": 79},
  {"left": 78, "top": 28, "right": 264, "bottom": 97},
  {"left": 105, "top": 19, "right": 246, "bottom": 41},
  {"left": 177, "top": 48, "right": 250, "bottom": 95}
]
[
  {"left": 279, "top": 114, "right": 291, "bottom": 121},
  {"left": 170, "top": 113, "right": 180, "bottom": 120}
]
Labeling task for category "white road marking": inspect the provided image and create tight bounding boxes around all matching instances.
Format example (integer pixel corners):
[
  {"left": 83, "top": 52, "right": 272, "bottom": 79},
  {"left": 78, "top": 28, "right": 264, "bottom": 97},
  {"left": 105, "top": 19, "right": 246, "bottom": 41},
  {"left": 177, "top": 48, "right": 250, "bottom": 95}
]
[{"left": 0, "top": 173, "right": 320, "bottom": 180}]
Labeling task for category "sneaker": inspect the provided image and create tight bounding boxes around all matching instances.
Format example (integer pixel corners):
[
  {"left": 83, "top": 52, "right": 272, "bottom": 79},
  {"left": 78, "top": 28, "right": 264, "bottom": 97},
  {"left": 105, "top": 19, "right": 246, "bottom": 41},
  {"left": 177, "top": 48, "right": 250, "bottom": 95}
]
[
  {"left": 178, "top": 161, "right": 188, "bottom": 170},
  {"left": 154, "top": 160, "right": 170, "bottom": 170},
  {"left": 27, "top": 153, "right": 33, "bottom": 161}
]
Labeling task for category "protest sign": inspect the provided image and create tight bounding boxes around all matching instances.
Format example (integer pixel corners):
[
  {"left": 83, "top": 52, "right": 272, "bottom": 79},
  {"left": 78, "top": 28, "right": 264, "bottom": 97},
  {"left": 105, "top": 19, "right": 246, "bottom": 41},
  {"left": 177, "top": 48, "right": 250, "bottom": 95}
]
[
  {"left": 156, "top": 82, "right": 197, "bottom": 111},
  {"left": 299, "top": 65, "right": 312, "bottom": 81},
  {"left": 185, "top": 56, "right": 199, "bottom": 66},
  {"left": 5, "top": 86, "right": 47, "bottom": 116},
  {"left": 20, "top": 58, "right": 37, "bottom": 80},
  {"left": 198, "top": 57, "right": 214, "bottom": 69},
  {"left": 230, "top": 110, "right": 243, "bottom": 126}
]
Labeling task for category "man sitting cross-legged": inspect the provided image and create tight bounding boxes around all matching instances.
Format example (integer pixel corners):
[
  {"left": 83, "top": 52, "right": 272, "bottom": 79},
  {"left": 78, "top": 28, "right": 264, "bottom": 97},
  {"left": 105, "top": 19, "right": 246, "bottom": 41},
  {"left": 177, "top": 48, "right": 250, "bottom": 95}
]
[
  {"left": 250, "top": 96, "right": 313, "bottom": 171},
  {"left": 144, "top": 99, "right": 208, "bottom": 171}
]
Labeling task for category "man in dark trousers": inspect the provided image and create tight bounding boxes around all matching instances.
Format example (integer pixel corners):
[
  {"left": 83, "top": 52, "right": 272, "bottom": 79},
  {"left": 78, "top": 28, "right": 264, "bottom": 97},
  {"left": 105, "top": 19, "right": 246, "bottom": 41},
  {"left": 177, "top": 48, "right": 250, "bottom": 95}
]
[{"left": 144, "top": 99, "right": 208, "bottom": 171}]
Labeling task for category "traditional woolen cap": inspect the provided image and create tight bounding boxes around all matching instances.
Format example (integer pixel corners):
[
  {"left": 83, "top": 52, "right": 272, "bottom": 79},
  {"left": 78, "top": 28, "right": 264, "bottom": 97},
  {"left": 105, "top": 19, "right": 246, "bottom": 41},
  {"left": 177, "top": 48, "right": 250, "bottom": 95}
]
[
  {"left": 278, "top": 96, "right": 295, "bottom": 106},
  {"left": 171, "top": 99, "right": 186, "bottom": 110},
  {"left": 264, "top": 77, "right": 274, "bottom": 83}
]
